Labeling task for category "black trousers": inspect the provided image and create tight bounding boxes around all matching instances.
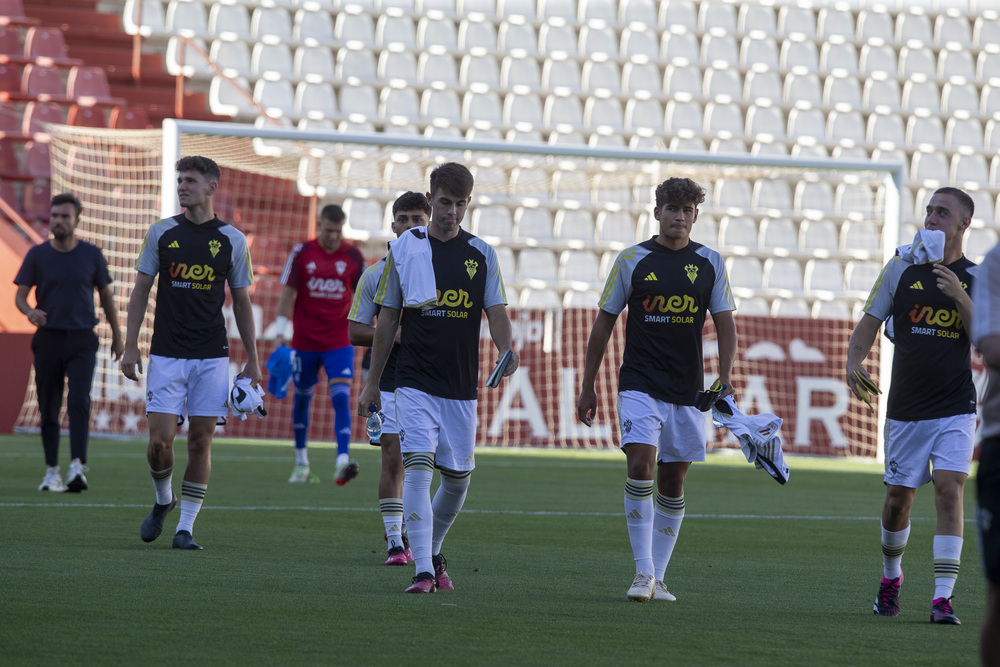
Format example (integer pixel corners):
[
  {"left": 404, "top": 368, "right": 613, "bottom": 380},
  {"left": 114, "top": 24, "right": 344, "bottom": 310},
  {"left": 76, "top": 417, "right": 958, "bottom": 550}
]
[{"left": 32, "top": 328, "right": 99, "bottom": 467}]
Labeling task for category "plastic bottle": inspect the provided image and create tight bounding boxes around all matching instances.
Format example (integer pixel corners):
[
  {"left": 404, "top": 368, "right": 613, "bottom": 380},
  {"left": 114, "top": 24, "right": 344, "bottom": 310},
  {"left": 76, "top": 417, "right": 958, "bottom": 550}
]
[{"left": 366, "top": 404, "right": 383, "bottom": 443}]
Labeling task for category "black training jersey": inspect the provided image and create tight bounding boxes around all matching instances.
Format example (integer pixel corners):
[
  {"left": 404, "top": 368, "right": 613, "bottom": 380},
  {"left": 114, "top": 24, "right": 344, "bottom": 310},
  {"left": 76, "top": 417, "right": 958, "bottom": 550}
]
[
  {"left": 377, "top": 228, "right": 506, "bottom": 400},
  {"left": 135, "top": 213, "right": 253, "bottom": 359},
  {"left": 14, "top": 240, "right": 111, "bottom": 330},
  {"left": 864, "top": 255, "right": 977, "bottom": 421},
  {"left": 347, "top": 256, "right": 402, "bottom": 393},
  {"left": 599, "top": 238, "right": 735, "bottom": 406}
]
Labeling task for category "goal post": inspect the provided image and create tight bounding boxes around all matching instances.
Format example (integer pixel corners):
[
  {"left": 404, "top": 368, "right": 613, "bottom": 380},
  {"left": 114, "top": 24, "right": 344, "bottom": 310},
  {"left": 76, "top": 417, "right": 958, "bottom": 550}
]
[{"left": 20, "top": 120, "right": 903, "bottom": 459}]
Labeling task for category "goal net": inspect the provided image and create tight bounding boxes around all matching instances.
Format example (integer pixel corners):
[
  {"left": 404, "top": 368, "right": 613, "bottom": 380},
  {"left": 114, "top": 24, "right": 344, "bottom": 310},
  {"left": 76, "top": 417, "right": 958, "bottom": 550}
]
[{"left": 17, "top": 120, "right": 901, "bottom": 459}]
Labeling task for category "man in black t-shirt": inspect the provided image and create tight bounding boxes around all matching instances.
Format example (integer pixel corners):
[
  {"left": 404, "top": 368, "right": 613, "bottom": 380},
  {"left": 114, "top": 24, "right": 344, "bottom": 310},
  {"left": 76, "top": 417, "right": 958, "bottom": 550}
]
[
  {"left": 847, "top": 186, "right": 976, "bottom": 624},
  {"left": 14, "top": 193, "right": 123, "bottom": 493}
]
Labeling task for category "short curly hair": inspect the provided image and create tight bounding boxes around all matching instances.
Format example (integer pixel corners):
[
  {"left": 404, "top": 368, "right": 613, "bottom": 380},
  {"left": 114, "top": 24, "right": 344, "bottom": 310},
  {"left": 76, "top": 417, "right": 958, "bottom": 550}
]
[
  {"left": 654, "top": 178, "right": 705, "bottom": 209},
  {"left": 175, "top": 155, "right": 221, "bottom": 182}
]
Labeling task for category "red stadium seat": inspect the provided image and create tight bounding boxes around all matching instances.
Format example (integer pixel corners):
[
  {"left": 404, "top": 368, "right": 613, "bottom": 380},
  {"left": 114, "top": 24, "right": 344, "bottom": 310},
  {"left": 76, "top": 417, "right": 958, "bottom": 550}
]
[
  {"left": 67, "top": 104, "right": 106, "bottom": 127},
  {"left": 22, "top": 181, "right": 50, "bottom": 223},
  {"left": 21, "top": 100, "right": 64, "bottom": 136},
  {"left": 0, "top": 60, "right": 19, "bottom": 91},
  {"left": 0, "top": 106, "right": 25, "bottom": 139},
  {"left": 23, "top": 140, "right": 49, "bottom": 178},
  {"left": 0, "top": 0, "right": 40, "bottom": 26},
  {"left": 0, "top": 139, "right": 21, "bottom": 178},
  {"left": 109, "top": 105, "right": 151, "bottom": 129},
  {"left": 23, "top": 27, "right": 79, "bottom": 66},
  {"left": 0, "top": 25, "right": 24, "bottom": 63},
  {"left": 0, "top": 179, "right": 19, "bottom": 214},
  {"left": 21, "top": 63, "right": 65, "bottom": 100},
  {"left": 66, "top": 65, "right": 121, "bottom": 106}
]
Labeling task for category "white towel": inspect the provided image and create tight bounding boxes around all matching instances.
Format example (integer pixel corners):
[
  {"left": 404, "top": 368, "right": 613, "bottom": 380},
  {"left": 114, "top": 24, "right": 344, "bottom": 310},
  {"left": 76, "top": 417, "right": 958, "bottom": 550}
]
[
  {"left": 896, "top": 228, "right": 945, "bottom": 265},
  {"left": 389, "top": 227, "right": 438, "bottom": 309},
  {"left": 711, "top": 395, "right": 790, "bottom": 485}
]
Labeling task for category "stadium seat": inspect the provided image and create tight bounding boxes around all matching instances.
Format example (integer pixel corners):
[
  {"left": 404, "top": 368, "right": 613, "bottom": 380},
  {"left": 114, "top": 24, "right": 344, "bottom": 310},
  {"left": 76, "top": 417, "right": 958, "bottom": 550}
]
[
  {"left": 582, "top": 60, "right": 621, "bottom": 95},
  {"left": 792, "top": 143, "right": 829, "bottom": 159},
  {"left": 911, "top": 151, "right": 949, "bottom": 184},
  {"left": 777, "top": 5, "right": 816, "bottom": 37},
  {"left": 718, "top": 215, "right": 758, "bottom": 249},
  {"left": 504, "top": 91, "right": 544, "bottom": 128},
  {"left": 859, "top": 44, "right": 896, "bottom": 76},
  {"left": 0, "top": 62, "right": 19, "bottom": 93},
  {"left": 794, "top": 182, "right": 836, "bottom": 216},
  {"left": 938, "top": 49, "right": 976, "bottom": 82},
  {"left": 759, "top": 217, "right": 798, "bottom": 252},
  {"left": 663, "top": 64, "right": 702, "bottom": 99},
  {"left": 378, "top": 51, "right": 418, "bottom": 85},
  {"left": 498, "top": 0, "right": 535, "bottom": 19},
  {"left": 726, "top": 256, "right": 764, "bottom": 291},
  {"left": 902, "top": 79, "right": 940, "bottom": 113},
  {"left": 514, "top": 207, "right": 554, "bottom": 246},
  {"left": 584, "top": 97, "right": 624, "bottom": 132},
  {"left": 659, "top": 0, "right": 697, "bottom": 29},
  {"left": 739, "top": 36, "right": 780, "bottom": 70},
  {"left": 342, "top": 197, "right": 386, "bottom": 235},
  {"left": 417, "top": 53, "right": 459, "bottom": 87},
  {"left": 335, "top": 49, "right": 376, "bottom": 86},
  {"left": 703, "top": 102, "right": 743, "bottom": 138},
  {"left": 294, "top": 10, "right": 335, "bottom": 44},
  {"left": 209, "top": 40, "right": 251, "bottom": 78},
  {"left": 462, "top": 91, "right": 503, "bottom": 126},
  {"left": 622, "top": 28, "right": 658, "bottom": 61},
  {"left": 24, "top": 27, "right": 77, "bottom": 66},
  {"left": 826, "top": 110, "right": 865, "bottom": 146},
  {"left": 834, "top": 183, "right": 875, "bottom": 217},
  {"left": 819, "top": 42, "right": 859, "bottom": 75},
  {"left": 664, "top": 100, "right": 703, "bottom": 136},
  {"left": 771, "top": 298, "right": 811, "bottom": 318},
  {"left": 551, "top": 170, "right": 590, "bottom": 204},
  {"left": 252, "top": 43, "right": 293, "bottom": 80},
  {"left": 935, "top": 14, "right": 972, "bottom": 46},
  {"left": 823, "top": 75, "right": 862, "bottom": 109},
  {"left": 420, "top": 89, "right": 462, "bottom": 124},
  {"left": 714, "top": 180, "right": 753, "bottom": 211},
  {"left": 165, "top": 0, "right": 209, "bottom": 38},
  {"left": 295, "top": 46, "right": 335, "bottom": 82},
  {"left": 699, "top": 1, "right": 737, "bottom": 32},
  {"left": 700, "top": 34, "right": 739, "bottom": 67},
  {"left": 803, "top": 259, "right": 844, "bottom": 293},
  {"left": 965, "top": 227, "right": 999, "bottom": 261},
  {"left": 538, "top": 23, "right": 578, "bottom": 57},
  {"left": 517, "top": 248, "right": 558, "bottom": 284},
  {"left": 252, "top": 7, "right": 293, "bottom": 43},
  {"left": 840, "top": 220, "right": 880, "bottom": 257},
  {"left": 457, "top": 0, "right": 496, "bottom": 16},
  {"left": 867, "top": 113, "right": 906, "bottom": 147},
  {"left": 553, "top": 209, "right": 595, "bottom": 246},
  {"left": 945, "top": 117, "right": 984, "bottom": 151},
  {"left": 23, "top": 140, "right": 48, "bottom": 178},
  {"left": 787, "top": 108, "right": 826, "bottom": 143},
  {"left": 67, "top": 104, "right": 106, "bottom": 128},
  {"left": 253, "top": 79, "right": 296, "bottom": 119},
  {"left": 816, "top": 7, "right": 854, "bottom": 39},
  {"left": 520, "top": 288, "right": 562, "bottom": 310},
  {"left": 380, "top": 87, "right": 421, "bottom": 124},
  {"left": 873, "top": 147, "right": 910, "bottom": 182},
  {"left": 596, "top": 211, "right": 636, "bottom": 247},
  {"left": 334, "top": 12, "right": 376, "bottom": 48},
  {"left": 417, "top": 16, "right": 458, "bottom": 51},
  {"left": 951, "top": 154, "right": 989, "bottom": 186},
  {"left": 783, "top": 73, "right": 822, "bottom": 106},
  {"left": 982, "top": 85, "right": 1000, "bottom": 117},
  {"left": 21, "top": 100, "right": 63, "bottom": 136},
  {"left": 703, "top": 67, "right": 743, "bottom": 101},
  {"left": 752, "top": 179, "right": 793, "bottom": 212},
  {"left": 0, "top": 141, "right": 23, "bottom": 179},
  {"left": 737, "top": 3, "right": 775, "bottom": 32},
  {"left": 541, "top": 59, "right": 581, "bottom": 93},
  {"left": 688, "top": 213, "right": 716, "bottom": 246},
  {"left": 460, "top": 54, "right": 500, "bottom": 89},
  {"left": 673, "top": 136, "right": 708, "bottom": 152},
  {"left": 857, "top": 10, "right": 893, "bottom": 42},
  {"left": 896, "top": 12, "right": 933, "bottom": 44},
  {"left": 497, "top": 21, "right": 537, "bottom": 55},
  {"left": 165, "top": 37, "right": 209, "bottom": 78},
  {"left": 563, "top": 289, "right": 601, "bottom": 309},
  {"left": 746, "top": 105, "right": 786, "bottom": 140},
  {"left": 471, "top": 205, "right": 514, "bottom": 240},
  {"left": 123, "top": 0, "right": 166, "bottom": 36},
  {"left": 744, "top": 71, "right": 782, "bottom": 104},
  {"left": 295, "top": 82, "right": 338, "bottom": 120},
  {"left": 500, "top": 55, "right": 541, "bottom": 89},
  {"left": 21, "top": 63, "right": 64, "bottom": 100},
  {"left": 457, "top": 18, "right": 498, "bottom": 52},
  {"left": 974, "top": 16, "right": 1000, "bottom": 47},
  {"left": 624, "top": 98, "right": 663, "bottom": 133},
  {"left": 208, "top": 4, "right": 252, "bottom": 41},
  {"left": 559, "top": 249, "right": 602, "bottom": 286},
  {"left": 736, "top": 297, "right": 770, "bottom": 316},
  {"left": 67, "top": 66, "right": 120, "bottom": 106},
  {"left": 538, "top": 0, "right": 576, "bottom": 21},
  {"left": 942, "top": 82, "right": 979, "bottom": 115},
  {"left": 898, "top": 46, "right": 937, "bottom": 79},
  {"left": 208, "top": 75, "right": 254, "bottom": 118},
  {"left": 845, "top": 261, "right": 881, "bottom": 294},
  {"left": 906, "top": 114, "right": 945, "bottom": 148},
  {"left": 862, "top": 78, "right": 902, "bottom": 112},
  {"left": 579, "top": 26, "right": 618, "bottom": 59},
  {"left": 662, "top": 31, "right": 700, "bottom": 64},
  {"left": 23, "top": 182, "right": 51, "bottom": 223},
  {"left": 811, "top": 299, "right": 851, "bottom": 320},
  {"left": 968, "top": 190, "right": 995, "bottom": 225},
  {"left": 376, "top": 14, "right": 417, "bottom": 50},
  {"left": 778, "top": 40, "right": 819, "bottom": 72}
]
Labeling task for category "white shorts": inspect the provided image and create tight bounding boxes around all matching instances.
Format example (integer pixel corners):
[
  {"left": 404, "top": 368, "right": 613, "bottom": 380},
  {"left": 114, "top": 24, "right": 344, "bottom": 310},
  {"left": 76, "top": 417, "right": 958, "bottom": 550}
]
[
  {"left": 380, "top": 390, "right": 398, "bottom": 435},
  {"left": 395, "top": 386, "right": 477, "bottom": 471},
  {"left": 147, "top": 355, "right": 229, "bottom": 420},
  {"left": 617, "top": 390, "right": 707, "bottom": 463},
  {"left": 883, "top": 414, "right": 976, "bottom": 487}
]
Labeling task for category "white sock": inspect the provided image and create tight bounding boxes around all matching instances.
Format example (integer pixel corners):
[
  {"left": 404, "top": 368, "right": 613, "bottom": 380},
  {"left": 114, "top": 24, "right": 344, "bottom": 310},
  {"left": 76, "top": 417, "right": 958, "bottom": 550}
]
[
  {"left": 933, "top": 534, "right": 963, "bottom": 599},
  {"left": 150, "top": 466, "right": 173, "bottom": 505},
  {"left": 176, "top": 480, "right": 206, "bottom": 535},
  {"left": 380, "top": 497, "right": 404, "bottom": 550},
  {"left": 336, "top": 452, "right": 349, "bottom": 467},
  {"left": 881, "top": 521, "right": 910, "bottom": 580},
  {"left": 403, "top": 467, "right": 434, "bottom": 576},
  {"left": 432, "top": 471, "right": 471, "bottom": 555},
  {"left": 625, "top": 478, "right": 654, "bottom": 575},
  {"left": 652, "top": 494, "right": 685, "bottom": 582},
  {"left": 295, "top": 447, "right": 308, "bottom": 467}
]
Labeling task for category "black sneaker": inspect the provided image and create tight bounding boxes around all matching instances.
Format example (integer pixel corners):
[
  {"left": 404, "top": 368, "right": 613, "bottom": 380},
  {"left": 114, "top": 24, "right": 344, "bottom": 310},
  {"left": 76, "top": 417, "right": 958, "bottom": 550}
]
[
  {"left": 432, "top": 553, "right": 454, "bottom": 590},
  {"left": 873, "top": 572, "right": 902, "bottom": 616},
  {"left": 172, "top": 530, "right": 203, "bottom": 550},
  {"left": 930, "top": 597, "right": 961, "bottom": 624},
  {"left": 140, "top": 494, "right": 177, "bottom": 543}
]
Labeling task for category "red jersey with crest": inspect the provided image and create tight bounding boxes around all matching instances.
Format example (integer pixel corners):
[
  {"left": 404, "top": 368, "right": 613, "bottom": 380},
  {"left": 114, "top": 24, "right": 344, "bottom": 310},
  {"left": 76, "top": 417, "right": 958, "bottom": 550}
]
[{"left": 280, "top": 239, "right": 365, "bottom": 351}]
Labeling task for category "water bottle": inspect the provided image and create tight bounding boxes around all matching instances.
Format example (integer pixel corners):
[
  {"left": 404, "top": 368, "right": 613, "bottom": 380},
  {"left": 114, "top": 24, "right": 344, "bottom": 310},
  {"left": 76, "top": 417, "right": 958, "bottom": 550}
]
[{"left": 366, "top": 404, "right": 383, "bottom": 444}]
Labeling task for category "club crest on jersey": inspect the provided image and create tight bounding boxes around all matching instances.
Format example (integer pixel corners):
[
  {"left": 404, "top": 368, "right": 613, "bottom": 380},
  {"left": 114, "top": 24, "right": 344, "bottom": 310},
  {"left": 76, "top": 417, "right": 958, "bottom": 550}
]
[
  {"left": 621, "top": 418, "right": 632, "bottom": 435},
  {"left": 306, "top": 261, "right": 317, "bottom": 274},
  {"left": 335, "top": 260, "right": 347, "bottom": 275},
  {"left": 684, "top": 263, "right": 698, "bottom": 284},
  {"left": 209, "top": 240, "right": 221, "bottom": 257},
  {"left": 465, "top": 259, "right": 478, "bottom": 279}
]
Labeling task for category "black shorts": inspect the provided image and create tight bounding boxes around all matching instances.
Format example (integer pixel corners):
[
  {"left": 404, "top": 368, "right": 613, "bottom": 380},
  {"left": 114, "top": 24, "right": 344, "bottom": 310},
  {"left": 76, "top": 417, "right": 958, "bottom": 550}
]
[{"left": 978, "top": 436, "right": 1000, "bottom": 585}]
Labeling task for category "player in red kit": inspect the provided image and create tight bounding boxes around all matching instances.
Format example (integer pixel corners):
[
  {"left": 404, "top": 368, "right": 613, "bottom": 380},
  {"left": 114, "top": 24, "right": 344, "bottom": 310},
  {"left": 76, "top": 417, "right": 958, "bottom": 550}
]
[{"left": 274, "top": 204, "right": 366, "bottom": 484}]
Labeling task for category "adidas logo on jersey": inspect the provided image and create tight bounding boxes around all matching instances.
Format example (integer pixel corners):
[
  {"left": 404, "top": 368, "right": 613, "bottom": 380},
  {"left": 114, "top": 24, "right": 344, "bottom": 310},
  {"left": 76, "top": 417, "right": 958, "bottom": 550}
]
[
  {"left": 168, "top": 241, "right": 179, "bottom": 248},
  {"left": 910, "top": 281, "right": 924, "bottom": 290},
  {"left": 645, "top": 272, "right": 658, "bottom": 281}
]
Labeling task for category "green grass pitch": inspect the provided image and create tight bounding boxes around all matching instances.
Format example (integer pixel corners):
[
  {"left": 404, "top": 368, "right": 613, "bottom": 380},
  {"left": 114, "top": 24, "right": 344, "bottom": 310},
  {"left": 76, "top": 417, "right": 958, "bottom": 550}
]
[{"left": 0, "top": 434, "right": 985, "bottom": 666}]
